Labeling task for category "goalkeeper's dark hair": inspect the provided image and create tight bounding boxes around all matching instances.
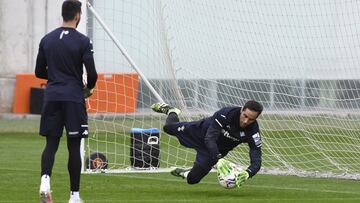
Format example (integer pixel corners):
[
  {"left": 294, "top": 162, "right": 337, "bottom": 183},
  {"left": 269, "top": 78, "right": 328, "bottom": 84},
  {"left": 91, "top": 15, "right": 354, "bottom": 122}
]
[
  {"left": 243, "top": 100, "right": 263, "bottom": 117},
  {"left": 62, "top": 0, "right": 82, "bottom": 22}
]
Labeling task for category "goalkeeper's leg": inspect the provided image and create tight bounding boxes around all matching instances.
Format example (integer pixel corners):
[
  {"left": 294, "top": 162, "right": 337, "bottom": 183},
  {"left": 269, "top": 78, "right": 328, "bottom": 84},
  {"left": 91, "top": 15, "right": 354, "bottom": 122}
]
[
  {"left": 41, "top": 136, "right": 61, "bottom": 177},
  {"left": 63, "top": 101, "right": 88, "bottom": 202},
  {"left": 186, "top": 150, "right": 216, "bottom": 184},
  {"left": 40, "top": 136, "right": 61, "bottom": 203},
  {"left": 164, "top": 112, "right": 180, "bottom": 128},
  {"left": 171, "top": 164, "right": 210, "bottom": 184},
  {"left": 161, "top": 109, "right": 183, "bottom": 135},
  {"left": 152, "top": 102, "right": 183, "bottom": 136},
  {"left": 67, "top": 137, "right": 82, "bottom": 192},
  {"left": 186, "top": 164, "right": 211, "bottom": 184}
]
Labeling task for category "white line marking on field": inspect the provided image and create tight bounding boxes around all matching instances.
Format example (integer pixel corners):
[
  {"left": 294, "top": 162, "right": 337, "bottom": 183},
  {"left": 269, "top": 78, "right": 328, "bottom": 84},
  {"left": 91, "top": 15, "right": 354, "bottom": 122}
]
[{"left": 116, "top": 174, "right": 360, "bottom": 196}]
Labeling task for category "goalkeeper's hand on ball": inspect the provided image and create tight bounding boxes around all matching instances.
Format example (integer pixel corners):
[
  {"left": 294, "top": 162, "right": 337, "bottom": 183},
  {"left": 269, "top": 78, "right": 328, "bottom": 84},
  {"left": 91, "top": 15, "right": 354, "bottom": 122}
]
[
  {"left": 217, "top": 158, "right": 233, "bottom": 177},
  {"left": 217, "top": 158, "right": 249, "bottom": 188},
  {"left": 84, "top": 87, "right": 94, "bottom": 98},
  {"left": 236, "top": 170, "right": 249, "bottom": 188}
]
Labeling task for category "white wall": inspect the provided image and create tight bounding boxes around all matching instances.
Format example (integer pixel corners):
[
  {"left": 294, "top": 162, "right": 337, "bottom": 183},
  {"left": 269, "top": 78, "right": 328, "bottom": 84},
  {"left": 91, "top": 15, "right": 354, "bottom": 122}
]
[{"left": 0, "top": 0, "right": 86, "bottom": 113}]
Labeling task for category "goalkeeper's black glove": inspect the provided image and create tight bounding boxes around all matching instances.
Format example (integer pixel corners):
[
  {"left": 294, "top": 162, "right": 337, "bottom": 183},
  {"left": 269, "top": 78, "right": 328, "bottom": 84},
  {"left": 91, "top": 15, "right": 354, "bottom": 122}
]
[{"left": 84, "top": 87, "right": 94, "bottom": 98}]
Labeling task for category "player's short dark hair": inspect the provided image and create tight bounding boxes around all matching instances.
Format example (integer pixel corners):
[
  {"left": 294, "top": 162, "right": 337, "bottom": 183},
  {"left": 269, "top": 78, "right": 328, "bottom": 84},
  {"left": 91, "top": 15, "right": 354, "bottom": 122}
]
[
  {"left": 62, "top": 0, "right": 82, "bottom": 22},
  {"left": 243, "top": 100, "right": 263, "bottom": 117}
]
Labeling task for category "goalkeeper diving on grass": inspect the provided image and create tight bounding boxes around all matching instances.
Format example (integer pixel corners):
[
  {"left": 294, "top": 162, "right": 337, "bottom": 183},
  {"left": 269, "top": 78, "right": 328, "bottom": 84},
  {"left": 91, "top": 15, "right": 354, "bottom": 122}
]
[{"left": 151, "top": 100, "right": 263, "bottom": 188}]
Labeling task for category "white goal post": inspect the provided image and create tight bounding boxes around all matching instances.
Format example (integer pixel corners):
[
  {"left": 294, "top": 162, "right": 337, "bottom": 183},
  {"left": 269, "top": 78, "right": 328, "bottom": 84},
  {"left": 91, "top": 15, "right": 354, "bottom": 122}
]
[{"left": 83, "top": 0, "right": 360, "bottom": 179}]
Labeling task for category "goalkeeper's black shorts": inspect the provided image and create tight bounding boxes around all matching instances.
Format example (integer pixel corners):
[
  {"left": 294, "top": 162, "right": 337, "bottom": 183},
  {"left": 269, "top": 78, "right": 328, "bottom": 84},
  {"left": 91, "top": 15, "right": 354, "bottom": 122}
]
[
  {"left": 39, "top": 101, "right": 88, "bottom": 138},
  {"left": 164, "top": 121, "right": 217, "bottom": 171}
]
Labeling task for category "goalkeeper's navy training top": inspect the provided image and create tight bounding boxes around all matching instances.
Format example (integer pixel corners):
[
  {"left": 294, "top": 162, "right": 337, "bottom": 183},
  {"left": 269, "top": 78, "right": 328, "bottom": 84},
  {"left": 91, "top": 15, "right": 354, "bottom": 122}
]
[
  {"left": 35, "top": 27, "right": 97, "bottom": 103},
  {"left": 184, "top": 107, "right": 262, "bottom": 177}
]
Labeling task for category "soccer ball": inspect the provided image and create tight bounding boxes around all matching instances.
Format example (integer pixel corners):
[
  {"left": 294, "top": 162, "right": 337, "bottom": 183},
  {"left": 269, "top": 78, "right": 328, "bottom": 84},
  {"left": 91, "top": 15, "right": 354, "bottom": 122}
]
[
  {"left": 217, "top": 162, "right": 242, "bottom": 189},
  {"left": 85, "top": 152, "right": 108, "bottom": 170},
  {"left": 218, "top": 173, "right": 237, "bottom": 189}
]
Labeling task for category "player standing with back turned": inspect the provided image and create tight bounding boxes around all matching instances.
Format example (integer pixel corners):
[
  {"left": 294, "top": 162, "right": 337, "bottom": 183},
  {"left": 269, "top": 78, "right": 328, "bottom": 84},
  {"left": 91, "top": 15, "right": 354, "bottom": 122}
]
[{"left": 35, "top": 1, "right": 97, "bottom": 202}]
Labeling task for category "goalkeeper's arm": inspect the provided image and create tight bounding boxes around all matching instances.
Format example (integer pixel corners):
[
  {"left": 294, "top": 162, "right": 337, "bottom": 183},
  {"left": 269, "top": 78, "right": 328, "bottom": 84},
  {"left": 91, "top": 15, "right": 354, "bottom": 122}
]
[
  {"left": 234, "top": 146, "right": 262, "bottom": 188},
  {"left": 83, "top": 44, "right": 97, "bottom": 98},
  {"left": 233, "top": 147, "right": 262, "bottom": 188},
  {"left": 35, "top": 41, "right": 48, "bottom": 80},
  {"left": 204, "top": 125, "right": 222, "bottom": 161},
  {"left": 246, "top": 146, "right": 262, "bottom": 178},
  {"left": 83, "top": 58, "right": 97, "bottom": 99},
  {"left": 205, "top": 110, "right": 231, "bottom": 161},
  {"left": 83, "top": 56, "right": 97, "bottom": 91}
]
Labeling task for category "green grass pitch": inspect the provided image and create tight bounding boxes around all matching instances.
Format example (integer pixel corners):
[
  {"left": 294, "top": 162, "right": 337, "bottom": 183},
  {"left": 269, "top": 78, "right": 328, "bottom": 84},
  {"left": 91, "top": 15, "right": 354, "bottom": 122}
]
[{"left": 0, "top": 119, "right": 360, "bottom": 202}]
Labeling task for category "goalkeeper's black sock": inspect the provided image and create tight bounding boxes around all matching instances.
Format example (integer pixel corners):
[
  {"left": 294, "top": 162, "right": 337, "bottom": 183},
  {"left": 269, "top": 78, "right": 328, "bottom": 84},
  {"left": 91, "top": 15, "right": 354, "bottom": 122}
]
[
  {"left": 41, "top": 136, "right": 61, "bottom": 176},
  {"left": 67, "top": 137, "right": 82, "bottom": 191},
  {"left": 166, "top": 112, "right": 179, "bottom": 124},
  {"left": 163, "top": 112, "right": 180, "bottom": 135}
]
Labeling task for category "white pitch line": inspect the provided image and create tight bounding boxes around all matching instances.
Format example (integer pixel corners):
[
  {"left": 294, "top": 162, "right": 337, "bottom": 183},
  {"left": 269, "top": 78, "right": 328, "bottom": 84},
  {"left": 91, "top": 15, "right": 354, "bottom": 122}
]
[{"left": 116, "top": 174, "right": 360, "bottom": 196}]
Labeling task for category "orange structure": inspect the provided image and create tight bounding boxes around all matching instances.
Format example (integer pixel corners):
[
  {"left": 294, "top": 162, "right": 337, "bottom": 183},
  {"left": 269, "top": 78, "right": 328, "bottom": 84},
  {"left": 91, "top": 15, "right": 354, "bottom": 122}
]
[
  {"left": 87, "top": 73, "right": 139, "bottom": 113},
  {"left": 13, "top": 73, "right": 139, "bottom": 113},
  {"left": 13, "top": 74, "right": 47, "bottom": 113}
]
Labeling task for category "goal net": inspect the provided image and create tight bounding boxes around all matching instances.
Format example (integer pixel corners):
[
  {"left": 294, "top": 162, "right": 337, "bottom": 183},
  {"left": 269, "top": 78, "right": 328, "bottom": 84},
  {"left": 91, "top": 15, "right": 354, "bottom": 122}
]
[{"left": 84, "top": 0, "right": 360, "bottom": 179}]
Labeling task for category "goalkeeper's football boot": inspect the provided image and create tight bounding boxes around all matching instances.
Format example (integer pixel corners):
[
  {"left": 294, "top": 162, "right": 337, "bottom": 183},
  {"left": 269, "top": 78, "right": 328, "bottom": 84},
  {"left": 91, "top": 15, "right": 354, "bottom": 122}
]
[
  {"left": 151, "top": 102, "right": 181, "bottom": 115},
  {"left": 170, "top": 168, "right": 190, "bottom": 179},
  {"left": 39, "top": 191, "right": 52, "bottom": 203},
  {"left": 39, "top": 175, "right": 53, "bottom": 203},
  {"left": 68, "top": 198, "right": 84, "bottom": 203}
]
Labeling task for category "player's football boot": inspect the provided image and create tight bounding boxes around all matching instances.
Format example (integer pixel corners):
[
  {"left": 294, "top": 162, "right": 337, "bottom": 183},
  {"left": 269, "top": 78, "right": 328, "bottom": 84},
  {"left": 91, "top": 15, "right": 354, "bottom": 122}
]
[
  {"left": 39, "top": 177, "right": 53, "bottom": 203},
  {"left": 151, "top": 102, "right": 181, "bottom": 115},
  {"left": 170, "top": 168, "right": 189, "bottom": 179},
  {"left": 68, "top": 198, "right": 84, "bottom": 203},
  {"left": 39, "top": 190, "right": 53, "bottom": 203}
]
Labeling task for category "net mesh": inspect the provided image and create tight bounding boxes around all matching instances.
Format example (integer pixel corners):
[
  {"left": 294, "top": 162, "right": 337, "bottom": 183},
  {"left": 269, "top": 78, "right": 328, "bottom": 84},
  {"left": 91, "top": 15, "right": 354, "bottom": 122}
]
[{"left": 85, "top": 0, "right": 360, "bottom": 178}]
